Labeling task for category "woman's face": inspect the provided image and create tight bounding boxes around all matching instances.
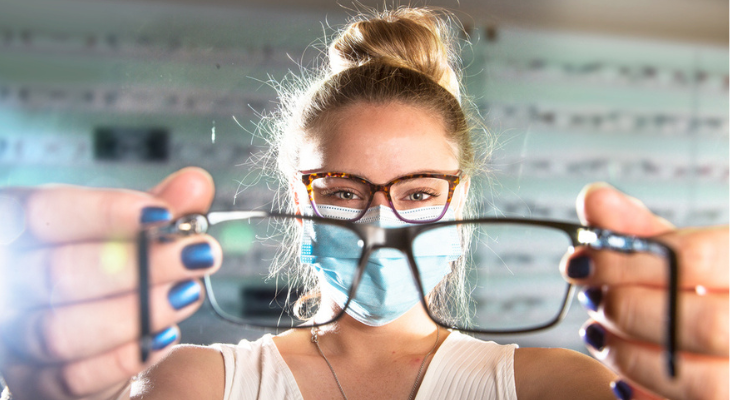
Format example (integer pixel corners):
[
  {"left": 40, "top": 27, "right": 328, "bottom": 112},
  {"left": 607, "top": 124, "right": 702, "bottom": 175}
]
[{"left": 297, "top": 101, "right": 467, "bottom": 212}]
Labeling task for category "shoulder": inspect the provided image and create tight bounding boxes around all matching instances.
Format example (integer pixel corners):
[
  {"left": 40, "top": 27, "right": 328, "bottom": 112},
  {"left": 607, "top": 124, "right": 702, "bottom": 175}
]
[
  {"left": 440, "top": 331, "right": 517, "bottom": 357},
  {"left": 132, "top": 344, "right": 226, "bottom": 400},
  {"left": 417, "top": 332, "right": 518, "bottom": 399},
  {"left": 434, "top": 331, "right": 517, "bottom": 371},
  {"left": 514, "top": 347, "right": 617, "bottom": 400}
]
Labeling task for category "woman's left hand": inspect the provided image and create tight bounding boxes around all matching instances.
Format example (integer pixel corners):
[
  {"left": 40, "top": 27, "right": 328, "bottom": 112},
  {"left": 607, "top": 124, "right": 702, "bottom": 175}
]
[{"left": 563, "top": 183, "right": 728, "bottom": 400}]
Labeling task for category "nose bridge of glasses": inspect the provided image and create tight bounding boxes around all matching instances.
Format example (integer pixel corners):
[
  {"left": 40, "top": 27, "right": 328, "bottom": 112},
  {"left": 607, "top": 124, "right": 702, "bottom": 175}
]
[
  {"left": 369, "top": 189, "right": 391, "bottom": 207},
  {"left": 361, "top": 224, "right": 410, "bottom": 250}
]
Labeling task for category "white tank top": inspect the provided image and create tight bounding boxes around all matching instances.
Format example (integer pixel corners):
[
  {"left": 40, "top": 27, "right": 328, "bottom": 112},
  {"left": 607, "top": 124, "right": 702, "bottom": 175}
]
[{"left": 212, "top": 331, "right": 518, "bottom": 400}]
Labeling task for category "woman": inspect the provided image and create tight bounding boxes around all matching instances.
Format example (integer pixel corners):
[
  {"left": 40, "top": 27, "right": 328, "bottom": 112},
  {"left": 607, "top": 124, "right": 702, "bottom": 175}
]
[{"left": 0, "top": 7, "right": 727, "bottom": 400}]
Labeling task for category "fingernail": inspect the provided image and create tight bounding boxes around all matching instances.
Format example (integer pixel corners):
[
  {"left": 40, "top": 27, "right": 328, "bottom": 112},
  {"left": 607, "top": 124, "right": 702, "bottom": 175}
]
[
  {"left": 181, "top": 242, "right": 215, "bottom": 269},
  {"left": 610, "top": 380, "right": 633, "bottom": 400},
  {"left": 578, "top": 287, "right": 603, "bottom": 312},
  {"left": 581, "top": 323, "right": 606, "bottom": 351},
  {"left": 567, "top": 255, "right": 593, "bottom": 279},
  {"left": 168, "top": 280, "right": 201, "bottom": 310},
  {"left": 140, "top": 206, "right": 172, "bottom": 224},
  {"left": 151, "top": 326, "right": 179, "bottom": 350}
]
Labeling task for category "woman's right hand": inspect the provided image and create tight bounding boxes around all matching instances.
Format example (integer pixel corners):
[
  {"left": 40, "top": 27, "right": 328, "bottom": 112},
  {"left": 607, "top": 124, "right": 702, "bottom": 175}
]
[{"left": 0, "top": 167, "right": 222, "bottom": 400}]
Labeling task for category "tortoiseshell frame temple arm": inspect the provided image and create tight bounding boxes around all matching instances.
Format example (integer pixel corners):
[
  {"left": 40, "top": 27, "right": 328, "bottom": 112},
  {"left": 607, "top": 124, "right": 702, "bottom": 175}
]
[{"left": 574, "top": 226, "right": 679, "bottom": 378}]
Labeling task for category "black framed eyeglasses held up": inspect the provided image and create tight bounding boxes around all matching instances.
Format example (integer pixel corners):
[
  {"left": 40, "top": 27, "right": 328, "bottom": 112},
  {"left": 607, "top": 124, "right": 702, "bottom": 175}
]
[{"left": 137, "top": 211, "right": 678, "bottom": 377}]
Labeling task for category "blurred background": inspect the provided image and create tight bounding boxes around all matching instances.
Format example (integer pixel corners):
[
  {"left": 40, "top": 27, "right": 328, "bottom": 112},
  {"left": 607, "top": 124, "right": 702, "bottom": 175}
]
[{"left": 0, "top": 0, "right": 727, "bottom": 353}]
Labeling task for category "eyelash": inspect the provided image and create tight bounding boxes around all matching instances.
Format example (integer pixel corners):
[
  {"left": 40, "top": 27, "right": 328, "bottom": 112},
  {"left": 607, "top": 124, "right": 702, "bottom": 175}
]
[
  {"left": 403, "top": 189, "right": 440, "bottom": 200},
  {"left": 320, "top": 188, "right": 364, "bottom": 199}
]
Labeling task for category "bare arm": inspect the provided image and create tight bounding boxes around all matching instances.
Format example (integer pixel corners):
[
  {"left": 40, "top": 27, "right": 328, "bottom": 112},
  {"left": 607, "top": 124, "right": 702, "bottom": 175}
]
[
  {"left": 514, "top": 347, "right": 617, "bottom": 400},
  {"left": 133, "top": 345, "right": 225, "bottom": 400}
]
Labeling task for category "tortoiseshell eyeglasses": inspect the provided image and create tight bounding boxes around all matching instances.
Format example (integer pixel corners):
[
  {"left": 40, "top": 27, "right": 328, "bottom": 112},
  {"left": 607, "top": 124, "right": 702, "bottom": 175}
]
[{"left": 300, "top": 171, "right": 461, "bottom": 223}]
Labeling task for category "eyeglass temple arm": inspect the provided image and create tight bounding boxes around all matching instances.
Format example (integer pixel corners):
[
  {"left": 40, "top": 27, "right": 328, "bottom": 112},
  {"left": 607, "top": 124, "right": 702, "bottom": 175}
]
[
  {"left": 137, "top": 229, "right": 152, "bottom": 363},
  {"left": 153, "top": 211, "right": 271, "bottom": 237},
  {"left": 577, "top": 227, "right": 679, "bottom": 378}
]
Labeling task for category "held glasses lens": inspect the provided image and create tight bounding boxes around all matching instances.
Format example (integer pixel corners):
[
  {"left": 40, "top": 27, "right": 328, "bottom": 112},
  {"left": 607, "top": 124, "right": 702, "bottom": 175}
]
[
  {"left": 411, "top": 219, "right": 678, "bottom": 377},
  {"left": 203, "top": 213, "right": 362, "bottom": 328},
  {"left": 414, "top": 222, "right": 574, "bottom": 332},
  {"left": 303, "top": 172, "right": 459, "bottom": 223}
]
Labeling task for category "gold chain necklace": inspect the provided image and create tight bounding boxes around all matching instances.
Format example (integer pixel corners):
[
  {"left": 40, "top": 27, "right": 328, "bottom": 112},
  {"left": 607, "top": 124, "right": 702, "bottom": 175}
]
[{"left": 310, "top": 327, "right": 440, "bottom": 400}]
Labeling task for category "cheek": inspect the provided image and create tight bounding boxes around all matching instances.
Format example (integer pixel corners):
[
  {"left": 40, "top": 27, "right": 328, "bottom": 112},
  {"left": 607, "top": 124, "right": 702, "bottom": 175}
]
[
  {"left": 451, "top": 183, "right": 469, "bottom": 216},
  {"left": 293, "top": 184, "right": 310, "bottom": 211}
]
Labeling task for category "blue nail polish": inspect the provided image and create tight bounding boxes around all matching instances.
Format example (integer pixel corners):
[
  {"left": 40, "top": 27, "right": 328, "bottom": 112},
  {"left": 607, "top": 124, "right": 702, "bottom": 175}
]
[
  {"left": 181, "top": 242, "right": 215, "bottom": 270},
  {"left": 567, "top": 255, "right": 593, "bottom": 279},
  {"left": 610, "top": 380, "right": 633, "bottom": 400},
  {"left": 140, "top": 207, "right": 172, "bottom": 224},
  {"left": 151, "top": 326, "right": 179, "bottom": 350},
  {"left": 168, "top": 280, "right": 201, "bottom": 310},
  {"left": 578, "top": 287, "right": 603, "bottom": 312},
  {"left": 581, "top": 323, "right": 606, "bottom": 351}
]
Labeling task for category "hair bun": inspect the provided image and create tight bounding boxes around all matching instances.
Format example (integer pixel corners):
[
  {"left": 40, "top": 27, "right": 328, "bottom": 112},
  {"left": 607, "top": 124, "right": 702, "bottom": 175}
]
[{"left": 330, "top": 7, "right": 461, "bottom": 99}]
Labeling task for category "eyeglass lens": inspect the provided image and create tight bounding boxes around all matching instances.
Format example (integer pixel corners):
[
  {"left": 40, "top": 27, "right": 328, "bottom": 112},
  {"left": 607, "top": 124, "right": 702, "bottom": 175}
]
[
  {"left": 414, "top": 222, "right": 574, "bottom": 332},
  {"left": 309, "top": 176, "right": 451, "bottom": 222},
  {"left": 205, "top": 215, "right": 361, "bottom": 328}
]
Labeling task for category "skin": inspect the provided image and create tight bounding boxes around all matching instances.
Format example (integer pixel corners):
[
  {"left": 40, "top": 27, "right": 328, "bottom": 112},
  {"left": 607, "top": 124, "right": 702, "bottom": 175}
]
[{"left": 0, "top": 102, "right": 726, "bottom": 400}]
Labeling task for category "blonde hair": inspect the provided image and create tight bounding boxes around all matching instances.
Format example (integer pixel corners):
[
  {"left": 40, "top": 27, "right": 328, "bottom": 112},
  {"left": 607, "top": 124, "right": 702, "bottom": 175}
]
[{"left": 263, "top": 6, "right": 491, "bottom": 327}]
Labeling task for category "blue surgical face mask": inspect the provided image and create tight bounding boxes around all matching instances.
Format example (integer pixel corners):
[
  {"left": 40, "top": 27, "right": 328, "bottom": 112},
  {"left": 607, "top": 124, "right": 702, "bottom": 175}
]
[{"left": 300, "top": 205, "right": 463, "bottom": 326}]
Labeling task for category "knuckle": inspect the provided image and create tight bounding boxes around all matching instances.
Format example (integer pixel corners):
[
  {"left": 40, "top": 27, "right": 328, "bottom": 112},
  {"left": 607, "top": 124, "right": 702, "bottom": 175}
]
[
  {"left": 60, "top": 362, "right": 94, "bottom": 398},
  {"left": 679, "top": 234, "right": 716, "bottom": 278},
  {"left": 99, "top": 193, "right": 120, "bottom": 234},
  {"left": 36, "top": 311, "right": 71, "bottom": 362},
  {"left": 603, "top": 289, "right": 636, "bottom": 333},
  {"left": 114, "top": 344, "right": 141, "bottom": 378},
  {"left": 24, "top": 189, "right": 60, "bottom": 243},
  {"left": 692, "top": 299, "right": 729, "bottom": 355},
  {"left": 46, "top": 246, "right": 65, "bottom": 296},
  {"left": 684, "top": 366, "right": 728, "bottom": 400},
  {"left": 607, "top": 343, "right": 639, "bottom": 378}
]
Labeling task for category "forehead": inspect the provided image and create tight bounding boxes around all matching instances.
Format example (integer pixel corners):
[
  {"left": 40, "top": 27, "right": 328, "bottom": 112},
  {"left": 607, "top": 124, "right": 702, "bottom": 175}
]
[{"left": 299, "top": 102, "right": 459, "bottom": 182}]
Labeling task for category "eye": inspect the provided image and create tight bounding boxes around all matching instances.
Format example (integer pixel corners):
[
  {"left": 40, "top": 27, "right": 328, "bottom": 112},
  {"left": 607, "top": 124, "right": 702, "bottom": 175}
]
[
  {"left": 334, "top": 191, "right": 362, "bottom": 200},
  {"left": 407, "top": 192, "right": 433, "bottom": 201}
]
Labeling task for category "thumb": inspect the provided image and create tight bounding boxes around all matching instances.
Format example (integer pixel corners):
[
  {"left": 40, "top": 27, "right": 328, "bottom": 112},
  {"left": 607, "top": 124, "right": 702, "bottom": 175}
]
[
  {"left": 577, "top": 182, "right": 674, "bottom": 237},
  {"left": 149, "top": 167, "right": 215, "bottom": 216}
]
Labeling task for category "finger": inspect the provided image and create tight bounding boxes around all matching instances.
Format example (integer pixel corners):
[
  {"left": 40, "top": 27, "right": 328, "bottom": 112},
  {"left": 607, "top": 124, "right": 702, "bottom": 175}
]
[
  {"left": 3, "top": 235, "right": 221, "bottom": 308},
  {"left": 609, "top": 378, "right": 665, "bottom": 400},
  {"left": 149, "top": 167, "right": 215, "bottom": 216},
  {"left": 562, "top": 226, "right": 729, "bottom": 290},
  {"left": 1, "top": 327, "right": 180, "bottom": 400},
  {"left": 1, "top": 167, "right": 214, "bottom": 247},
  {"left": 581, "top": 320, "right": 729, "bottom": 400},
  {"left": 1, "top": 280, "right": 203, "bottom": 363},
  {"left": 580, "top": 286, "right": 729, "bottom": 357},
  {"left": 2, "top": 186, "right": 172, "bottom": 246},
  {"left": 577, "top": 182, "right": 675, "bottom": 235}
]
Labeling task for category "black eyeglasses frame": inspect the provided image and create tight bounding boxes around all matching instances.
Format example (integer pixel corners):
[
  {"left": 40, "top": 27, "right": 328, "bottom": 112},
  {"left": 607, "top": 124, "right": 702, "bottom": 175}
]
[{"left": 137, "top": 212, "right": 678, "bottom": 378}]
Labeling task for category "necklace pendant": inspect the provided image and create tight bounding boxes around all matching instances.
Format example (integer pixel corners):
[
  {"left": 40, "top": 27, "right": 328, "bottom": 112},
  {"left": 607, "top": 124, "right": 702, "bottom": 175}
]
[{"left": 311, "top": 328, "right": 319, "bottom": 343}]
